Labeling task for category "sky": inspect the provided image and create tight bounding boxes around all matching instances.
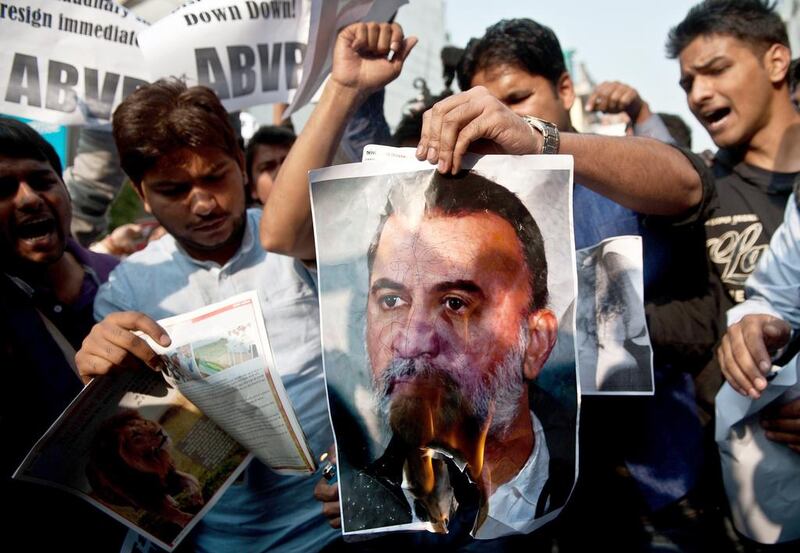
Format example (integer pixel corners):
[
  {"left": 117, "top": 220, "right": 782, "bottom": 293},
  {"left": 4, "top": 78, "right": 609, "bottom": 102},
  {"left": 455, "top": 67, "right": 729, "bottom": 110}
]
[{"left": 444, "top": 0, "right": 717, "bottom": 152}]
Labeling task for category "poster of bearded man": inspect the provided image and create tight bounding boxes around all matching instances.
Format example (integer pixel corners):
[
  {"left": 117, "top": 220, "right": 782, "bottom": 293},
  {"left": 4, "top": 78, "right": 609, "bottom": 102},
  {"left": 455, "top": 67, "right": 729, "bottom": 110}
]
[{"left": 309, "top": 152, "right": 578, "bottom": 540}]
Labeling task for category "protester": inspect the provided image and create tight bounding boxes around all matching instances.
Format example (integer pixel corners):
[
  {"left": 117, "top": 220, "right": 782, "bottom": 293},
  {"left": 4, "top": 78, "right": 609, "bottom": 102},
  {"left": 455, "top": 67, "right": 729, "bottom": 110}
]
[
  {"left": 0, "top": 118, "right": 124, "bottom": 551},
  {"left": 586, "top": 80, "right": 678, "bottom": 142},
  {"left": 257, "top": 15, "right": 715, "bottom": 551},
  {"left": 434, "top": 16, "right": 730, "bottom": 551},
  {"left": 75, "top": 21, "right": 414, "bottom": 553},
  {"left": 716, "top": 186, "right": 799, "bottom": 548},
  {"left": 718, "top": 188, "right": 799, "bottom": 404},
  {"left": 658, "top": 0, "right": 800, "bottom": 379},
  {"left": 244, "top": 125, "right": 296, "bottom": 205}
]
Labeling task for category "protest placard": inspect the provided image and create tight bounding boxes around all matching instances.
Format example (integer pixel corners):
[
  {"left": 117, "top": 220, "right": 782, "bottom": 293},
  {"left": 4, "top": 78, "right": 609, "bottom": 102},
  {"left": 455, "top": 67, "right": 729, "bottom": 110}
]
[
  {"left": 0, "top": 0, "right": 150, "bottom": 125},
  {"left": 310, "top": 150, "right": 579, "bottom": 539},
  {"left": 138, "top": 0, "right": 314, "bottom": 113}
]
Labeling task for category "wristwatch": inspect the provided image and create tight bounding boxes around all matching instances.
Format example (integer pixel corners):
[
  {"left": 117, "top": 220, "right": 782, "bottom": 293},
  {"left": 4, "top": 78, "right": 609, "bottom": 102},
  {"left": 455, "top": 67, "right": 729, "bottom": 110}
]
[{"left": 521, "top": 115, "right": 560, "bottom": 154}]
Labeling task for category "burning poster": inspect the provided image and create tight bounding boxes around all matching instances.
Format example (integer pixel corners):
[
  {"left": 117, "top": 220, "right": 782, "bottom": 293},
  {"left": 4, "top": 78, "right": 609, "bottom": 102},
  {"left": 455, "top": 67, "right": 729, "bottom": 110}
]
[{"left": 310, "top": 153, "right": 579, "bottom": 539}]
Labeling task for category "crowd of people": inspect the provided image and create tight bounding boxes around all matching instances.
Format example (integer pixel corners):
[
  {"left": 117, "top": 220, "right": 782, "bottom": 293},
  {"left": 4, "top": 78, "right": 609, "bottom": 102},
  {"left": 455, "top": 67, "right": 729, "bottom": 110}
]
[{"left": 1, "top": 0, "right": 798, "bottom": 551}]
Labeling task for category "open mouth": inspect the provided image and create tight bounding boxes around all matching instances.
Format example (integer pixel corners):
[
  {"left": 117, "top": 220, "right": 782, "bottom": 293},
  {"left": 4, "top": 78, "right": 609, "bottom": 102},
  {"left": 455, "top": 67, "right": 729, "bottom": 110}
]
[
  {"left": 17, "top": 218, "right": 56, "bottom": 241},
  {"left": 702, "top": 107, "right": 731, "bottom": 128}
]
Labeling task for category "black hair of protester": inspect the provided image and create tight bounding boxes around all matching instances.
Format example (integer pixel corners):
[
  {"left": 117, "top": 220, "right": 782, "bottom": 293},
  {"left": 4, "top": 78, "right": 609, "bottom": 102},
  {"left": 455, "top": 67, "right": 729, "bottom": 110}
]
[
  {"left": 457, "top": 18, "right": 566, "bottom": 92},
  {"left": 0, "top": 117, "right": 63, "bottom": 175},
  {"left": 666, "top": 0, "right": 788, "bottom": 59}
]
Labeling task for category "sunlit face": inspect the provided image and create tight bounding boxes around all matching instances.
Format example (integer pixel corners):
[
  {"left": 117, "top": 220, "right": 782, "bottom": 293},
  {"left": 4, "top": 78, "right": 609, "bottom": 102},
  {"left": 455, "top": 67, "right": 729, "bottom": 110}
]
[
  {"left": 471, "top": 63, "right": 575, "bottom": 130},
  {"left": 366, "top": 210, "right": 550, "bottom": 434},
  {"left": 139, "top": 146, "right": 246, "bottom": 264},
  {"left": 248, "top": 143, "right": 291, "bottom": 205},
  {"left": 679, "top": 34, "right": 780, "bottom": 149},
  {"left": 0, "top": 156, "right": 70, "bottom": 269}
]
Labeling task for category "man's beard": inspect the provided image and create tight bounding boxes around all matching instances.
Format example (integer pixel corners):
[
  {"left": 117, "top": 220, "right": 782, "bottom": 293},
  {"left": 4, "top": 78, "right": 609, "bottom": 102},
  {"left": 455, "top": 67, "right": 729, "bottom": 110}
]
[{"left": 372, "top": 324, "right": 529, "bottom": 443}]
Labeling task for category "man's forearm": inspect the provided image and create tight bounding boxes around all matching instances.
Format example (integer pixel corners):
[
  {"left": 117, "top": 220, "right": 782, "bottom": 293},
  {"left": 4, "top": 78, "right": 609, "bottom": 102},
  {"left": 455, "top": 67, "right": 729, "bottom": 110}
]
[
  {"left": 564, "top": 133, "right": 703, "bottom": 216},
  {"left": 260, "top": 81, "right": 364, "bottom": 259}
]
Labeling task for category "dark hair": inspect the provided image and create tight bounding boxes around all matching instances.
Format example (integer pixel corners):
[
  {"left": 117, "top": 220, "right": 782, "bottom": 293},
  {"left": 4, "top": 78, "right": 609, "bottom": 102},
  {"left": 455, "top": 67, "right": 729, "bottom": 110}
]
[
  {"left": 392, "top": 91, "right": 453, "bottom": 147},
  {"left": 657, "top": 112, "right": 693, "bottom": 149},
  {"left": 458, "top": 18, "right": 566, "bottom": 91},
  {"left": 666, "top": 0, "right": 788, "bottom": 58},
  {"left": 244, "top": 125, "right": 296, "bottom": 181},
  {"left": 790, "top": 58, "right": 800, "bottom": 94},
  {"left": 0, "top": 117, "right": 63, "bottom": 175},
  {"left": 112, "top": 78, "right": 239, "bottom": 185},
  {"left": 367, "top": 171, "right": 548, "bottom": 311}
]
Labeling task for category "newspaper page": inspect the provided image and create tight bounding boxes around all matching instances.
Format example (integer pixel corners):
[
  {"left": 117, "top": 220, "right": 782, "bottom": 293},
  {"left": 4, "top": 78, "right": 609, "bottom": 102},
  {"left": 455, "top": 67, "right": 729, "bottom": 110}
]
[
  {"left": 576, "top": 236, "right": 654, "bottom": 395},
  {"left": 310, "top": 151, "right": 579, "bottom": 540},
  {"left": 14, "top": 367, "right": 249, "bottom": 551},
  {"left": 15, "top": 290, "right": 315, "bottom": 550},
  {"left": 716, "top": 354, "right": 800, "bottom": 544},
  {"left": 142, "top": 290, "right": 316, "bottom": 474},
  {"left": 0, "top": 0, "right": 150, "bottom": 125}
]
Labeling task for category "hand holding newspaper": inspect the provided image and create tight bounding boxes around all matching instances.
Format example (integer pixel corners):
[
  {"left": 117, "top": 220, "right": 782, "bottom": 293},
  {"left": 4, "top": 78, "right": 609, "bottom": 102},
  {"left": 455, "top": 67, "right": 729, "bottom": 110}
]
[
  {"left": 141, "top": 290, "right": 315, "bottom": 473},
  {"left": 15, "top": 291, "right": 313, "bottom": 551}
]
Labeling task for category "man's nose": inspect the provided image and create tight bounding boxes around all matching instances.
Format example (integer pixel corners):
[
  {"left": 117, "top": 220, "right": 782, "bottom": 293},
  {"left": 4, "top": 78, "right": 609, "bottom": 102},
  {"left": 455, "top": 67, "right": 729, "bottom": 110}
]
[
  {"left": 191, "top": 188, "right": 217, "bottom": 215},
  {"left": 392, "top": 307, "right": 441, "bottom": 359},
  {"left": 689, "top": 76, "right": 713, "bottom": 109},
  {"left": 15, "top": 182, "right": 45, "bottom": 210}
]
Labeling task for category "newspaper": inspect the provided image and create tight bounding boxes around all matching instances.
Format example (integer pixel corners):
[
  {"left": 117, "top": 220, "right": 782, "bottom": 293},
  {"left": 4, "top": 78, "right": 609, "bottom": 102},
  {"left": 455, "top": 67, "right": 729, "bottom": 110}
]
[
  {"left": 576, "top": 236, "right": 654, "bottom": 396},
  {"left": 716, "top": 354, "right": 800, "bottom": 544},
  {"left": 142, "top": 290, "right": 316, "bottom": 473},
  {"left": 15, "top": 291, "right": 314, "bottom": 551}
]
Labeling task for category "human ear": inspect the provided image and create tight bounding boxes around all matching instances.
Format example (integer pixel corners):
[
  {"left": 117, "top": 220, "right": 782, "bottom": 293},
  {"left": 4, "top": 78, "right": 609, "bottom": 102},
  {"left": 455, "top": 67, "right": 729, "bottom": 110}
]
[
  {"left": 556, "top": 71, "right": 576, "bottom": 112},
  {"left": 523, "top": 308, "right": 559, "bottom": 380},
  {"left": 763, "top": 43, "right": 791, "bottom": 85},
  {"left": 131, "top": 182, "right": 153, "bottom": 214}
]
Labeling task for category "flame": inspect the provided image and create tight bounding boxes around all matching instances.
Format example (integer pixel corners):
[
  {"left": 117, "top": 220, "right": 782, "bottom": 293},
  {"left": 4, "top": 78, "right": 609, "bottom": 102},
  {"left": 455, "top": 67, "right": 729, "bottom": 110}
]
[{"left": 389, "top": 375, "right": 493, "bottom": 532}]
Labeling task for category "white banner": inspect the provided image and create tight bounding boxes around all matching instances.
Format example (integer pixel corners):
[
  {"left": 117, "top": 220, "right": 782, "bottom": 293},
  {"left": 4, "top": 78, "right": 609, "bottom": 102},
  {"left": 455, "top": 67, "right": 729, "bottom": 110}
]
[
  {"left": 283, "top": 0, "right": 407, "bottom": 118},
  {"left": 138, "top": 0, "right": 313, "bottom": 113},
  {"left": 0, "top": 0, "right": 150, "bottom": 125}
]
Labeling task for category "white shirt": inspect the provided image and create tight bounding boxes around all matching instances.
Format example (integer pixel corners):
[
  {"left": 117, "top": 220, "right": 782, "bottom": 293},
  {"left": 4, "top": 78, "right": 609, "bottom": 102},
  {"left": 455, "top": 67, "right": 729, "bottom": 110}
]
[{"left": 474, "top": 411, "right": 550, "bottom": 539}]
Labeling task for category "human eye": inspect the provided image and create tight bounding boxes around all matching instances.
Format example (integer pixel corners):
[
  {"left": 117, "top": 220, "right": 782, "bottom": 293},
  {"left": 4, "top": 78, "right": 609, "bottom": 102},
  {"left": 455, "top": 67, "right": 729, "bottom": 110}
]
[
  {"left": 0, "top": 178, "right": 18, "bottom": 199},
  {"left": 28, "top": 173, "right": 59, "bottom": 191},
  {"left": 154, "top": 182, "right": 190, "bottom": 197},
  {"left": 379, "top": 294, "right": 407, "bottom": 310},
  {"left": 442, "top": 295, "right": 469, "bottom": 314},
  {"left": 506, "top": 91, "right": 532, "bottom": 105}
]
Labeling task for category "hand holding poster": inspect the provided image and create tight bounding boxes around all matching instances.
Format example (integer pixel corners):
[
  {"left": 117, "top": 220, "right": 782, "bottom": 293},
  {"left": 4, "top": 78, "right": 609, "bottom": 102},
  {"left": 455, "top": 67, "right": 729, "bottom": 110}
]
[
  {"left": 310, "top": 152, "right": 579, "bottom": 540},
  {"left": 0, "top": 0, "right": 150, "bottom": 125}
]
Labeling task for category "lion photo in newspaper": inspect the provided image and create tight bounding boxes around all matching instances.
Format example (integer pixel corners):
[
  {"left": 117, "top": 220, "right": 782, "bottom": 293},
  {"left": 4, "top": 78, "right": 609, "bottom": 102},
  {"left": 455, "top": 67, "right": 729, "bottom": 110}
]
[{"left": 86, "top": 408, "right": 205, "bottom": 529}]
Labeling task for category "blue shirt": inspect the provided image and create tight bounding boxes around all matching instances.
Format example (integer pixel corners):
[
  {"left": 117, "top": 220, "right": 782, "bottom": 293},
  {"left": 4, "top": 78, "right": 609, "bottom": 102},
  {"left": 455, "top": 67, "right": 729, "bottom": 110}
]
[
  {"left": 95, "top": 209, "right": 337, "bottom": 553},
  {"left": 573, "top": 182, "right": 703, "bottom": 510}
]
